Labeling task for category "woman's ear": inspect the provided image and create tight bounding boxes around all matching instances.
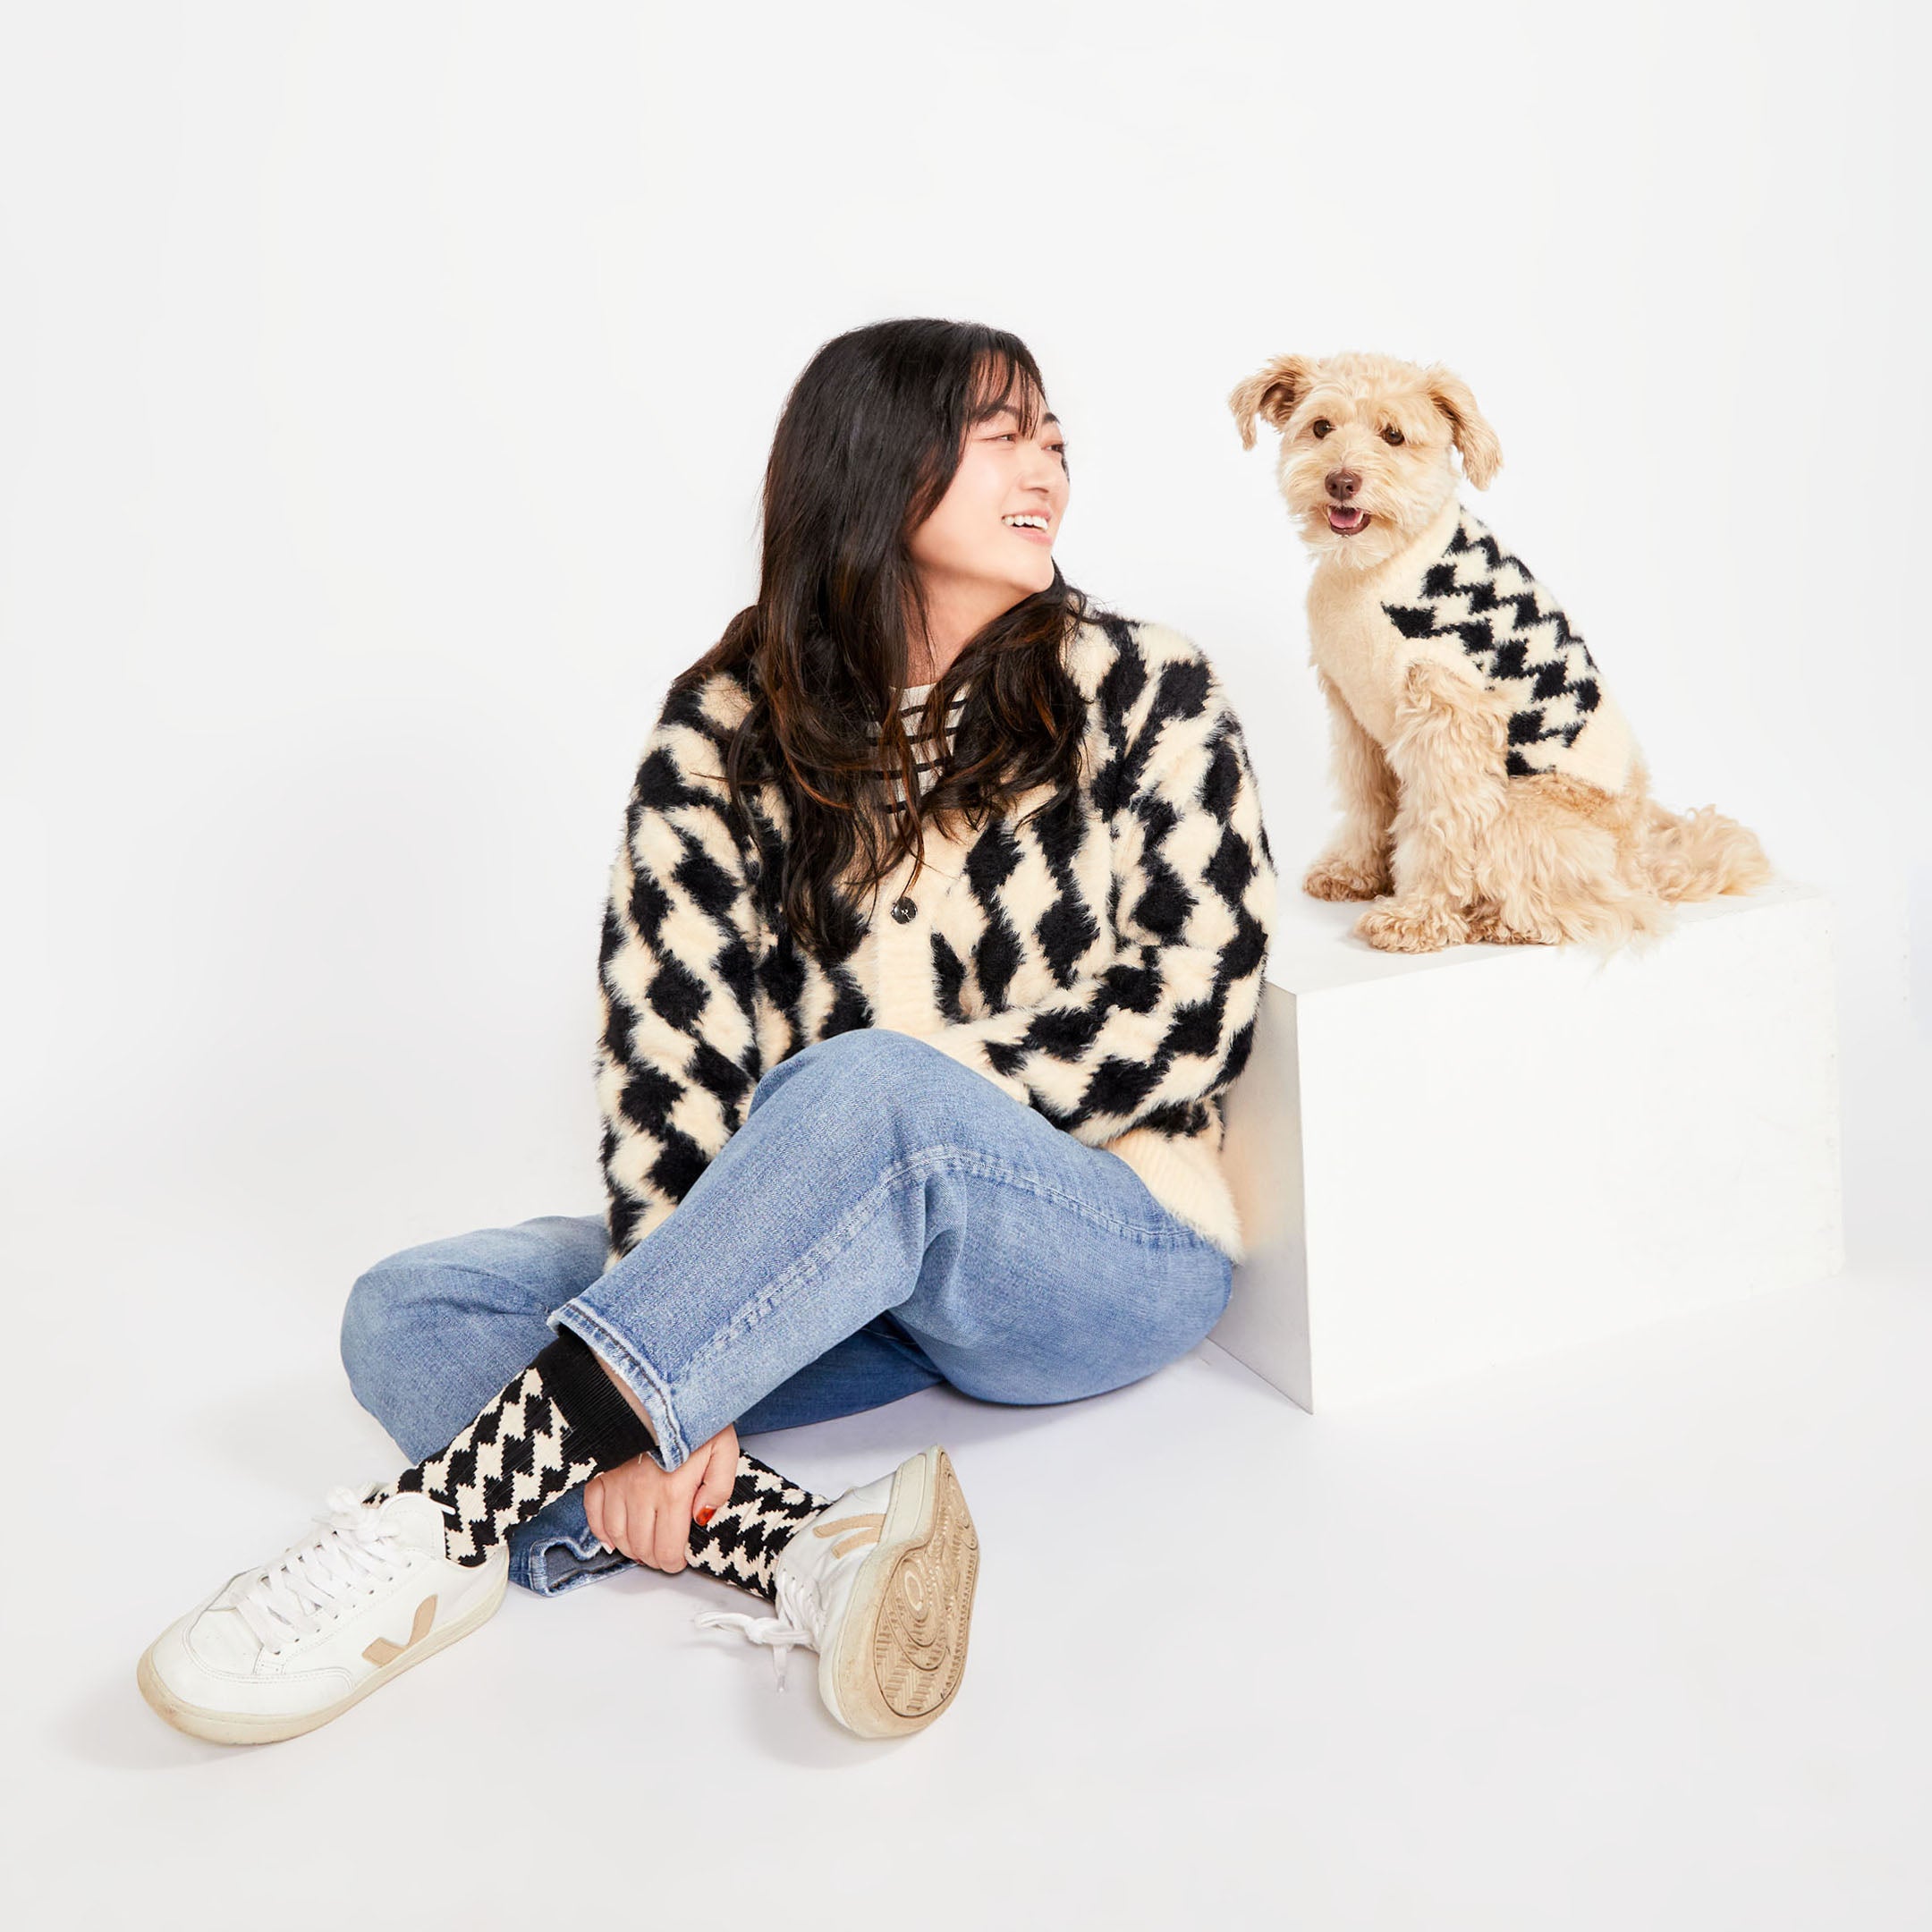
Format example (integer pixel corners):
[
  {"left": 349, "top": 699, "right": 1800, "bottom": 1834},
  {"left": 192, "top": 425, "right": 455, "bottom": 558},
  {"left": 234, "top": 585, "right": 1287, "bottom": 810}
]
[
  {"left": 1229, "top": 354, "right": 1317, "bottom": 451},
  {"left": 1423, "top": 365, "right": 1502, "bottom": 488}
]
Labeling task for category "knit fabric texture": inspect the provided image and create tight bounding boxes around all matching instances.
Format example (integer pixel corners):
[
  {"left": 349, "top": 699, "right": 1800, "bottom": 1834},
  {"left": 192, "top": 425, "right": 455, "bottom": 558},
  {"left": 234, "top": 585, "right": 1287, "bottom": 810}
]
[
  {"left": 366, "top": 1344, "right": 827, "bottom": 1597},
  {"left": 1380, "top": 508, "right": 1635, "bottom": 792},
  {"left": 369, "top": 1356, "right": 611, "bottom": 1568},
  {"left": 593, "top": 612, "right": 1279, "bottom": 1266},
  {"left": 686, "top": 1456, "right": 832, "bottom": 1597}
]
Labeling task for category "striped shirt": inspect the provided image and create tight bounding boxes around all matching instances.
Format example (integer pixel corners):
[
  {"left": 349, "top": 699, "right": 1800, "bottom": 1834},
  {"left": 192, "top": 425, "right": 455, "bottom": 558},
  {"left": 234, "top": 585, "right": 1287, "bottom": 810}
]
[{"left": 869, "top": 679, "right": 970, "bottom": 805}]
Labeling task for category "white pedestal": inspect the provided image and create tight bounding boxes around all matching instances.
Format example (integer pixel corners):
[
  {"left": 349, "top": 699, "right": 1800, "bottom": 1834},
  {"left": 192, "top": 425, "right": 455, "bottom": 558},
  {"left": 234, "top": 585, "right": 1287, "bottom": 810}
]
[{"left": 1212, "top": 879, "right": 1843, "bottom": 1412}]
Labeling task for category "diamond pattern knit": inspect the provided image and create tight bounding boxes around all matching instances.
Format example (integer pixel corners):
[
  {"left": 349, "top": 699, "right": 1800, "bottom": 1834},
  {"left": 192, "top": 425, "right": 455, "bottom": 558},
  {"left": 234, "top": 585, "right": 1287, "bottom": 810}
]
[
  {"left": 364, "top": 1359, "right": 827, "bottom": 1597},
  {"left": 594, "top": 614, "right": 1278, "bottom": 1267},
  {"left": 1382, "top": 510, "right": 1618, "bottom": 782},
  {"left": 366, "top": 1360, "right": 593, "bottom": 1567}
]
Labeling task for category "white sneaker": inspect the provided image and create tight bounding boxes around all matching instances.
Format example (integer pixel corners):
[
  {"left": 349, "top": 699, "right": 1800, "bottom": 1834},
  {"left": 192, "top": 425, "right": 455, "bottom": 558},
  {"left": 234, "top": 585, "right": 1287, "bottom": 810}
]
[
  {"left": 137, "top": 1486, "right": 509, "bottom": 1745},
  {"left": 695, "top": 1445, "right": 979, "bottom": 1738}
]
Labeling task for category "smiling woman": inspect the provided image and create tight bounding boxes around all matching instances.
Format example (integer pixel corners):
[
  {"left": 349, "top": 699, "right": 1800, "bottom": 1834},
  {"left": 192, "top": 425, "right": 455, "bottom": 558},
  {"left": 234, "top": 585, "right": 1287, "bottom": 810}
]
[
  {"left": 139, "top": 316, "right": 1278, "bottom": 1753},
  {"left": 692, "top": 319, "right": 1094, "bottom": 960}
]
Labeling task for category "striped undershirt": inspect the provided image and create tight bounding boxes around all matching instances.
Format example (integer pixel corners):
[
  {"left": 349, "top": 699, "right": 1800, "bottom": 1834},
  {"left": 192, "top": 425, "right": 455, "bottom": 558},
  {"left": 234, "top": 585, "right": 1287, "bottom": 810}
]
[{"left": 869, "top": 679, "right": 969, "bottom": 804}]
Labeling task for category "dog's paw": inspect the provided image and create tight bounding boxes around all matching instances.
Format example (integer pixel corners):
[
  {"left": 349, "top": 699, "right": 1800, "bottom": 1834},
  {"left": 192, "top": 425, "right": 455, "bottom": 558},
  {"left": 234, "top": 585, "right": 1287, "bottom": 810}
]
[
  {"left": 1466, "top": 903, "right": 1581, "bottom": 946},
  {"left": 1466, "top": 909, "right": 1558, "bottom": 946},
  {"left": 1354, "top": 899, "right": 1468, "bottom": 953},
  {"left": 1304, "top": 854, "right": 1390, "bottom": 902}
]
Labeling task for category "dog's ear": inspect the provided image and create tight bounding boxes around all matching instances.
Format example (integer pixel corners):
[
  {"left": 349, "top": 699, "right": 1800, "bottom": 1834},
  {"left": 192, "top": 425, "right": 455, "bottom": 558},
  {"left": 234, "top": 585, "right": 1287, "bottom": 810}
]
[
  {"left": 1229, "top": 355, "right": 1315, "bottom": 451},
  {"left": 1423, "top": 366, "right": 1502, "bottom": 488}
]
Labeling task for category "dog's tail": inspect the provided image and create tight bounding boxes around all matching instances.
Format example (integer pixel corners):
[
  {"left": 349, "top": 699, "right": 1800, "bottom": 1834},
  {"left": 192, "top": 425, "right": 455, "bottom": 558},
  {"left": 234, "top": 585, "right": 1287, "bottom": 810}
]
[{"left": 1638, "top": 799, "right": 1773, "bottom": 903}]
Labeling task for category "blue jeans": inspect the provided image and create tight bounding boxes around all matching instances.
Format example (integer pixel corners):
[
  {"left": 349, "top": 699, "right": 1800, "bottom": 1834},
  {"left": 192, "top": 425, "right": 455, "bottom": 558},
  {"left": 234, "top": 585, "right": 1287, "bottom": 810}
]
[{"left": 339, "top": 1029, "right": 1233, "bottom": 1596}]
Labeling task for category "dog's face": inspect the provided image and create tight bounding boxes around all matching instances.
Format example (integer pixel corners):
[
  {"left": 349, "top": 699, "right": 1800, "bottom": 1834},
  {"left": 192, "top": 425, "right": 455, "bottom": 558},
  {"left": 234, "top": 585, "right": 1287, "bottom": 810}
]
[{"left": 1229, "top": 352, "right": 1502, "bottom": 571}]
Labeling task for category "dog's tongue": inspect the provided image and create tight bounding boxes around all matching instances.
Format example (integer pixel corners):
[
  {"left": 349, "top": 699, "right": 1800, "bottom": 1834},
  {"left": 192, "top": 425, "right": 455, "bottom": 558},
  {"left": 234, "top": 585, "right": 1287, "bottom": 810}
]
[{"left": 1328, "top": 506, "right": 1366, "bottom": 531}]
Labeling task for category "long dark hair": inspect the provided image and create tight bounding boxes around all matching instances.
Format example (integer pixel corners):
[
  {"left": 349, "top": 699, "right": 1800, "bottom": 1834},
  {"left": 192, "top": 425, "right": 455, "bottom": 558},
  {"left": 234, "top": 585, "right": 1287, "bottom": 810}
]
[{"left": 684, "top": 318, "right": 1092, "bottom": 959}]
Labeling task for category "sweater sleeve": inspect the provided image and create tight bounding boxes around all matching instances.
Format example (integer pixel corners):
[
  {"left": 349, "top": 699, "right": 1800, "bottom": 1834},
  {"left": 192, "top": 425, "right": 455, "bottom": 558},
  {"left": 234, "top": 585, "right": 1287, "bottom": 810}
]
[
  {"left": 594, "top": 677, "right": 762, "bottom": 1267},
  {"left": 922, "top": 647, "right": 1277, "bottom": 1144}
]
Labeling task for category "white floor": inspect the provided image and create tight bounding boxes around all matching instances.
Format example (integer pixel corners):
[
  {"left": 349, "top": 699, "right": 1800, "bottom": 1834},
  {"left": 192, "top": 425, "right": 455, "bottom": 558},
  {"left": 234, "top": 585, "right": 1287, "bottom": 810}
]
[{"left": 15, "top": 1188, "right": 1931, "bottom": 1928}]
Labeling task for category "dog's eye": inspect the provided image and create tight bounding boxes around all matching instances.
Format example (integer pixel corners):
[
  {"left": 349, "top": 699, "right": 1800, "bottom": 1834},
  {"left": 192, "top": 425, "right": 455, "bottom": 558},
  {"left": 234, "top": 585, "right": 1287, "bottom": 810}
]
[
  {"left": 1381, "top": 426, "right": 1405, "bottom": 446},
  {"left": 1310, "top": 419, "right": 1333, "bottom": 439}
]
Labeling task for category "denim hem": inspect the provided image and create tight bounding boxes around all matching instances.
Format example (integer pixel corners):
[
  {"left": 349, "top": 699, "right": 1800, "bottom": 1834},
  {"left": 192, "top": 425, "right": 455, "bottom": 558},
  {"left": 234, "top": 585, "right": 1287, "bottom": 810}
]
[{"left": 518, "top": 1527, "right": 635, "bottom": 1597}]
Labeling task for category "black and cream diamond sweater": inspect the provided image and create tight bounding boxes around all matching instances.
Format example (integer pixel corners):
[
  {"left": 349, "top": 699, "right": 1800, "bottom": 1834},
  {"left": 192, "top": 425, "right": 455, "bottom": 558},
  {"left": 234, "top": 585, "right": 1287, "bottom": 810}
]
[
  {"left": 1309, "top": 495, "right": 1638, "bottom": 795},
  {"left": 594, "top": 614, "right": 1279, "bottom": 1267}
]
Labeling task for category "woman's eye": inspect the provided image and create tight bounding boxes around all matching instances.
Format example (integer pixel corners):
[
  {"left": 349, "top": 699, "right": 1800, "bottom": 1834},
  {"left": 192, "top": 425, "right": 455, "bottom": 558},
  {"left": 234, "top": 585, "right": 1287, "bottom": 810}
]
[
  {"left": 1310, "top": 419, "right": 1333, "bottom": 438},
  {"left": 1381, "top": 426, "right": 1405, "bottom": 446}
]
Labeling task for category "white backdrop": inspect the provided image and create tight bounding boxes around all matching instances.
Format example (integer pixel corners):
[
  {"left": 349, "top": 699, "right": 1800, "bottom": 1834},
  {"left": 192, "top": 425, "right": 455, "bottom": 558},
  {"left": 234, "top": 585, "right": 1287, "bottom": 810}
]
[
  {"left": 7, "top": 3, "right": 1923, "bottom": 1293},
  {"left": 5, "top": 4, "right": 1928, "bottom": 1919},
  {"left": 5, "top": 0, "right": 1924, "bottom": 1301}
]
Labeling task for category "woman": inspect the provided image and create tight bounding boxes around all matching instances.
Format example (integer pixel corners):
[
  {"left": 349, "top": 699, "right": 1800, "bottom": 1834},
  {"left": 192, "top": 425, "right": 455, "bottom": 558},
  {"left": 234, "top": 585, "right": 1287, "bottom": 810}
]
[{"left": 137, "top": 318, "right": 1279, "bottom": 1746}]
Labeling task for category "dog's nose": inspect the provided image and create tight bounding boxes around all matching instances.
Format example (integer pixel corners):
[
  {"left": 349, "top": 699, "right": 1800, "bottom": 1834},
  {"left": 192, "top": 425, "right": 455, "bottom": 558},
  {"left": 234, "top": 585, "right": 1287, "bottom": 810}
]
[{"left": 1325, "top": 470, "right": 1361, "bottom": 503}]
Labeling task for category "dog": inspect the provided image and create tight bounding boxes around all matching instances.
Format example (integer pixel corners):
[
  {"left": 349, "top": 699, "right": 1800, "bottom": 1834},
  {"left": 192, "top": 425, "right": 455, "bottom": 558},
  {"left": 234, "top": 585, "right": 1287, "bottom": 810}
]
[{"left": 1230, "top": 350, "right": 1769, "bottom": 953}]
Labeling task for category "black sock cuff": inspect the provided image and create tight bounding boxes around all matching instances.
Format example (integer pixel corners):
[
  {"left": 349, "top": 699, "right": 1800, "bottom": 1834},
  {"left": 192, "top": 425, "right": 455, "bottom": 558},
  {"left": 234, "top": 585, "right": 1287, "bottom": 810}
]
[{"left": 531, "top": 1327, "right": 658, "bottom": 1471}]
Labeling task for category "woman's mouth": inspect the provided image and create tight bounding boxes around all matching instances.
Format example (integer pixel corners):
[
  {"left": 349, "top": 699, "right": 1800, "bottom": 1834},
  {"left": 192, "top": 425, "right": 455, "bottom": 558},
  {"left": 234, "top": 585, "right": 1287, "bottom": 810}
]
[
  {"left": 1003, "top": 513, "right": 1053, "bottom": 546},
  {"left": 1326, "top": 505, "right": 1370, "bottom": 535}
]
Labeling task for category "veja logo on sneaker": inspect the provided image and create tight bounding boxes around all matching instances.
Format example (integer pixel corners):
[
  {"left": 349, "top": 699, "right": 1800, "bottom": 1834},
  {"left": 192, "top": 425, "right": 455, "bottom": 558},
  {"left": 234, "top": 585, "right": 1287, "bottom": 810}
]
[
  {"left": 811, "top": 1513, "right": 886, "bottom": 1560},
  {"left": 362, "top": 1595, "right": 437, "bottom": 1666}
]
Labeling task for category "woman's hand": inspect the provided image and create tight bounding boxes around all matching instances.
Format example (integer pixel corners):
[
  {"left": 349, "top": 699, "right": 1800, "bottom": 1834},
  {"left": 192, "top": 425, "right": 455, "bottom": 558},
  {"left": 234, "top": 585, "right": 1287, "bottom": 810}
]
[{"left": 583, "top": 1423, "right": 740, "bottom": 1573}]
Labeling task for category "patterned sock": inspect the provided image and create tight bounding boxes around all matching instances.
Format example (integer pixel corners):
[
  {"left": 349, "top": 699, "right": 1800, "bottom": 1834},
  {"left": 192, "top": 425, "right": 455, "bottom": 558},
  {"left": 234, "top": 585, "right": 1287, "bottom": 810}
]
[
  {"left": 688, "top": 1455, "right": 830, "bottom": 1597},
  {"left": 365, "top": 1327, "right": 828, "bottom": 1595},
  {"left": 365, "top": 1328, "right": 655, "bottom": 1565}
]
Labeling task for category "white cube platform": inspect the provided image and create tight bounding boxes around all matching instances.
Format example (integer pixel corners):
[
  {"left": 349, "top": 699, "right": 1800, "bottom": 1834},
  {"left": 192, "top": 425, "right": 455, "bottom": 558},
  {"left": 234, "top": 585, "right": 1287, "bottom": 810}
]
[{"left": 1211, "top": 878, "right": 1843, "bottom": 1412}]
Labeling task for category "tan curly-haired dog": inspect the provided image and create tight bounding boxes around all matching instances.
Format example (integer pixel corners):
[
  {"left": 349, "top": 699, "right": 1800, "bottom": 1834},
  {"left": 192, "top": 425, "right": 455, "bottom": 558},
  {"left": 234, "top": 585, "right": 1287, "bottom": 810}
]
[{"left": 1231, "top": 350, "right": 1769, "bottom": 953}]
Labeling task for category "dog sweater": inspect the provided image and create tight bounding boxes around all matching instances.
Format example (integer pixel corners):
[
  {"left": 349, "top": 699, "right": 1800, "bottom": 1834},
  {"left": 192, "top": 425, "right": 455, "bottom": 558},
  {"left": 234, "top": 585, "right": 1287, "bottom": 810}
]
[
  {"left": 1380, "top": 507, "right": 1635, "bottom": 792},
  {"left": 594, "top": 614, "right": 1278, "bottom": 1265}
]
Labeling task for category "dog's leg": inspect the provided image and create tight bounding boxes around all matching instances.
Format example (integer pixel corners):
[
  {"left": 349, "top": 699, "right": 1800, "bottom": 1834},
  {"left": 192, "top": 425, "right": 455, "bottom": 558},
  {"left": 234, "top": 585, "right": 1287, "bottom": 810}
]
[
  {"left": 1304, "top": 672, "right": 1399, "bottom": 902},
  {"left": 1353, "top": 659, "right": 1508, "bottom": 953}
]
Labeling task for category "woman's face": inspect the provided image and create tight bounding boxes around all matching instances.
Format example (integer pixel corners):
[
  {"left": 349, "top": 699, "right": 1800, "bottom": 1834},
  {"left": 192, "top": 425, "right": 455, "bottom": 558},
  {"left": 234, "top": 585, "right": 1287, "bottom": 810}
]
[{"left": 906, "top": 386, "right": 1070, "bottom": 615}]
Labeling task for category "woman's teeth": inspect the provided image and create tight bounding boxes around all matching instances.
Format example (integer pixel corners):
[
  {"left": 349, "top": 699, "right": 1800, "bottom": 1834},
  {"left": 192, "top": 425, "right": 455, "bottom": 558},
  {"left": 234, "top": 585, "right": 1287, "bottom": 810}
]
[{"left": 1004, "top": 514, "right": 1048, "bottom": 530}]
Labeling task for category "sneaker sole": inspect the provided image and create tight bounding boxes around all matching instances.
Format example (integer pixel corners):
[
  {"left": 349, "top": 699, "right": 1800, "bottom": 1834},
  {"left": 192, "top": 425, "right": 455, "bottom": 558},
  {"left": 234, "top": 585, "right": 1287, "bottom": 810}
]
[
  {"left": 825, "top": 1445, "right": 979, "bottom": 1739},
  {"left": 135, "top": 1560, "right": 509, "bottom": 1746}
]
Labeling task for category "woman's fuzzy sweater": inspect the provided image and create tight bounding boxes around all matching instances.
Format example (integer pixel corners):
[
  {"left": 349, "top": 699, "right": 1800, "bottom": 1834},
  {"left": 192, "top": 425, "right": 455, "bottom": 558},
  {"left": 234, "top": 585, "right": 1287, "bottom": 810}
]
[{"left": 594, "top": 612, "right": 1280, "bottom": 1267}]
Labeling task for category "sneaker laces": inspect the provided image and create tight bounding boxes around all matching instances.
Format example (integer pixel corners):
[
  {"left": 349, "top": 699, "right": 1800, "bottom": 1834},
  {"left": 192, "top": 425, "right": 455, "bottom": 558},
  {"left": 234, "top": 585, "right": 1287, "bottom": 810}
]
[
  {"left": 233, "top": 1486, "right": 409, "bottom": 1650},
  {"left": 692, "top": 1567, "right": 822, "bottom": 1691}
]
